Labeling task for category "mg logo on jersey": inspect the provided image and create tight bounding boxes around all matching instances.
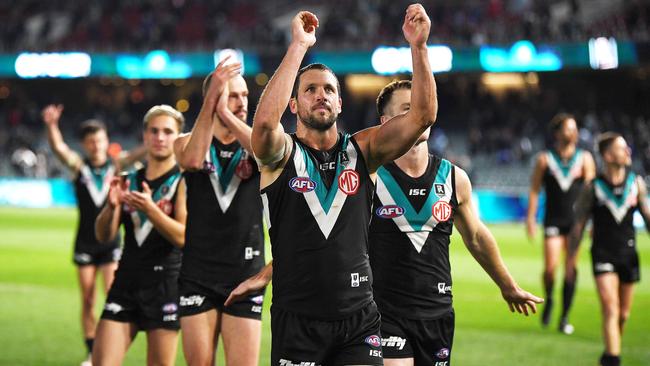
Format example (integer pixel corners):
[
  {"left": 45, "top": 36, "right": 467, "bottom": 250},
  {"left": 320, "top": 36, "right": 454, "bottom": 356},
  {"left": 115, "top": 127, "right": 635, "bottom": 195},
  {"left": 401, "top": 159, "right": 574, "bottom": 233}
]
[
  {"left": 236, "top": 158, "right": 253, "bottom": 179},
  {"left": 338, "top": 169, "right": 360, "bottom": 195},
  {"left": 157, "top": 199, "right": 173, "bottom": 215},
  {"left": 376, "top": 205, "right": 404, "bottom": 218},
  {"left": 365, "top": 335, "right": 381, "bottom": 348},
  {"left": 289, "top": 177, "right": 317, "bottom": 193},
  {"left": 432, "top": 201, "right": 452, "bottom": 222}
]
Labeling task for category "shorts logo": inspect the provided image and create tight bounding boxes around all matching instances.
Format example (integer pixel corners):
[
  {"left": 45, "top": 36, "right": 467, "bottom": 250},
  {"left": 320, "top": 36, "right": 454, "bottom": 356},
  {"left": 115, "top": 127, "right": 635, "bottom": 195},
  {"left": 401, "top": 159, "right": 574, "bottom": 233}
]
[
  {"left": 382, "top": 336, "right": 407, "bottom": 350},
  {"left": 162, "top": 302, "right": 178, "bottom": 314},
  {"left": 236, "top": 159, "right": 253, "bottom": 180},
  {"left": 595, "top": 262, "right": 615, "bottom": 272},
  {"left": 278, "top": 359, "right": 318, "bottom": 366},
  {"left": 74, "top": 253, "right": 92, "bottom": 264},
  {"left": 179, "top": 295, "right": 206, "bottom": 307},
  {"left": 434, "top": 183, "right": 446, "bottom": 196},
  {"left": 163, "top": 314, "right": 177, "bottom": 322},
  {"left": 350, "top": 273, "right": 369, "bottom": 287},
  {"left": 112, "top": 248, "right": 122, "bottom": 261},
  {"left": 365, "top": 335, "right": 381, "bottom": 348},
  {"left": 251, "top": 305, "right": 262, "bottom": 313},
  {"left": 436, "top": 348, "right": 450, "bottom": 359},
  {"left": 338, "top": 169, "right": 360, "bottom": 195},
  {"left": 105, "top": 302, "right": 124, "bottom": 314},
  {"left": 289, "top": 177, "right": 317, "bottom": 193},
  {"left": 545, "top": 226, "right": 560, "bottom": 236},
  {"left": 432, "top": 201, "right": 452, "bottom": 222},
  {"left": 376, "top": 205, "right": 404, "bottom": 219},
  {"left": 438, "top": 282, "right": 451, "bottom": 294},
  {"left": 157, "top": 199, "right": 173, "bottom": 215},
  {"left": 250, "top": 295, "right": 264, "bottom": 305}
]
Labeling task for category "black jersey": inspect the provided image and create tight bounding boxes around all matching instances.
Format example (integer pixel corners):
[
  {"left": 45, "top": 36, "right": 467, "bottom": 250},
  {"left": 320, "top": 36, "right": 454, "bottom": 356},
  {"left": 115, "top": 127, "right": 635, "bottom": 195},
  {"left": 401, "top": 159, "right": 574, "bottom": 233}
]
[
  {"left": 72, "top": 159, "right": 120, "bottom": 250},
  {"left": 261, "top": 133, "right": 374, "bottom": 319},
  {"left": 369, "top": 156, "right": 457, "bottom": 319},
  {"left": 181, "top": 138, "right": 264, "bottom": 289},
  {"left": 591, "top": 171, "right": 639, "bottom": 256},
  {"left": 542, "top": 148, "right": 586, "bottom": 227},
  {"left": 113, "top": 165, "right": 183, "bottom": 288}
]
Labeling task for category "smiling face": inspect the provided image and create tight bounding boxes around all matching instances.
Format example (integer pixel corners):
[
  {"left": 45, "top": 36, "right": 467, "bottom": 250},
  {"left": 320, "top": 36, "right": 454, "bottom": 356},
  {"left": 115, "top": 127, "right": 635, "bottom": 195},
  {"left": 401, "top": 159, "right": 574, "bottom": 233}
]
[
  {"left": 143, "top": 115, "right": 180, "bottom": 161},
  {"left": 290, "top": 69, "right": 342, "bottom": 132}
]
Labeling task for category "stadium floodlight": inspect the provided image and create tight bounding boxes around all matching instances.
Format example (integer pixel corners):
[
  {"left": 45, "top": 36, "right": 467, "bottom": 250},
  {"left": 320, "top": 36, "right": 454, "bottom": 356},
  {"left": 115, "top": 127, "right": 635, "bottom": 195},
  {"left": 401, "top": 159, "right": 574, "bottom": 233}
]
[
  {"left": 588, "top": 37, "right": 619, "bottom": 70},
  {"left": 213, "top": 49, "right": 245, "bottom": 75},
  {"left": 15, "top": 52, "right": 91, "bottom": 78},
  {"left": 480, "top": 40, "right": 562, "bottom": 72},
  {"left": 371, "top": 45, "right": 452, "bottom": 75}
]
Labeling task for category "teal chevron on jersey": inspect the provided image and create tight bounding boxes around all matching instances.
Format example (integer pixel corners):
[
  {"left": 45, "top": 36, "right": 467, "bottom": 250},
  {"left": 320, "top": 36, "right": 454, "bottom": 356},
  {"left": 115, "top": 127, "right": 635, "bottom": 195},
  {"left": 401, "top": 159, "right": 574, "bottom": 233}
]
[
  {"left": 549, "top": 149, "right": 581, "bottom": 177},
  {"left": 595, "top": 172, "right": 636, "bottom": 207},
  {"left": 376, "top": 158, "right": 452, "bottom": 231},
  {"left": 210, "top": 144, "right": 244, "bottom": 192}
]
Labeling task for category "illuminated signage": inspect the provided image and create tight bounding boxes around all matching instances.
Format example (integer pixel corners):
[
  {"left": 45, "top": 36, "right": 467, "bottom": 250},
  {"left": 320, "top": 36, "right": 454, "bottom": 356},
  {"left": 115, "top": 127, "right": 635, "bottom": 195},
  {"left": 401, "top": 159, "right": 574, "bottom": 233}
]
[
  {"left": 116, "top": 50, "right": 192, "bottom": 79},
  {"left": 589, "top": 37, "right": 618, "bottom": 70},
  {"left": 480, "top": 40, "right": 562, "bottom": 72},
  {"left": 371, "top": 45, "right": 453, "bottom": 74},
  {"left": 15, "top": 52, "right": 91, "bottom": 78},
  {"left": 213, "top": 49, "right": 246, "bottom": 74}
]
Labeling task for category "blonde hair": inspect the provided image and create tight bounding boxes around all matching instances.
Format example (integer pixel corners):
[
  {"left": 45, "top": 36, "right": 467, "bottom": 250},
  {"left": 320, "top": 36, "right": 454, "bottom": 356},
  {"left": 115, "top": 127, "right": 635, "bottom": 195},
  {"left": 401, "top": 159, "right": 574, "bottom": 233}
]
[{"left": 143, "top": 104, "right": 185, "bottom": 132}]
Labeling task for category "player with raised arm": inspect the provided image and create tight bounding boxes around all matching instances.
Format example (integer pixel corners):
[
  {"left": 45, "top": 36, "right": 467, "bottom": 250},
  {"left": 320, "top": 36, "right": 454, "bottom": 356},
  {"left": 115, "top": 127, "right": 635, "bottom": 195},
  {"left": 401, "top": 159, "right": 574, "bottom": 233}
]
[
  {"left": 369, "top": 80, "right": 543, "bottom": 366},
  {"left": 93, "top": 105, "right": 186, "bottom": 366},
  {"left": 568, "top": 133, "right": 650, "bottom": 366},
  {"left": 251, "top": 4, "right": 438, "bottom": 365},
  {"left": 174, "top": 58, "right": 266, "bottom": 366},
  {"left": 42, "top": 105, "right": 143, "bottom": 365},
  {"left": 526, "top": 114, "right": 596, "bottom": 334}
]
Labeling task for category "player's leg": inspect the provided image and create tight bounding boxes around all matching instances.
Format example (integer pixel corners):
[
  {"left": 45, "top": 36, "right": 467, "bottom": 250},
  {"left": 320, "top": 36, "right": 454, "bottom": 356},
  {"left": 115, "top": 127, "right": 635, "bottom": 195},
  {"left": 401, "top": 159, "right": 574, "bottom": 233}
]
[
  {"left": 77, "top": 265, "right": 98, "bottom": 356},
  {"left": 99, "top": 262, "right": 118, "bottom": 296},
  {"left": 181, "top": 309, "right": 221, "bottom": 366},
  {"left": 221, "top": 313, "right": 262, "bottom": 365},
  {"left": 559, "top": 233, "right": 578, "bottom": 334},
  {"left": 595, "top": 273, "right": 621, "bottom": 365},
  {"left": 541, "top": 234, "right": 563, "bottom": 326},
  {"left": 618, "top": 282, "right": 635, "bottom": 335},
  {"left": 384, "top": 359, "right": 414, "bottom": 366},
  {"left": 92, "top": 319, "right": 137, "bottom": 366},
  {"left": 146, "top": 328, "right": 179, "bottom": 366}
]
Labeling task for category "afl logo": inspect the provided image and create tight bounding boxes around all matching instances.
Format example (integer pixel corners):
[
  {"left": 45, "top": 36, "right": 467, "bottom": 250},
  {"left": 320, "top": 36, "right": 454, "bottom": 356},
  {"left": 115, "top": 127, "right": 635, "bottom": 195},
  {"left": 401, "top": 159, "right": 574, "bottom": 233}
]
[
  {"left": 376, "top": 205, "right": 404, "bottom": 218},
  {"left": 436, "top": 348, "right": 450, "bottom": 359},
  {"left": 235, "top": 159, "right": 253, "bottom": 180},
  {"left": 365, "top": 335, "right": 381, "bottom": 348},
  {"left": 432, "top": 201, "right": 452, "bottom": 222},
  {"left": 338, "top": 169, "right": 360, "bottom": 195},
  {"left": 157, "top": 199, "right": 173, "bottom": 215},
  {"left": 289, "top": 177, "right": 317, "bottom": 193},
  {"left": 162, "top": 302, "right": 178, "bottom": 314}
]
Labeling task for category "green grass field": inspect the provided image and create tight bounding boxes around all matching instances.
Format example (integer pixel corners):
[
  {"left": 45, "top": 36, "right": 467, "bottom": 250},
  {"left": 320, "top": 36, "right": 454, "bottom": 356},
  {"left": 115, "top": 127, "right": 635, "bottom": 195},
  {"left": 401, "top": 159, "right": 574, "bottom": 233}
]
[{"left": 0, "top": 207, "right": 649, "bottom": 366}]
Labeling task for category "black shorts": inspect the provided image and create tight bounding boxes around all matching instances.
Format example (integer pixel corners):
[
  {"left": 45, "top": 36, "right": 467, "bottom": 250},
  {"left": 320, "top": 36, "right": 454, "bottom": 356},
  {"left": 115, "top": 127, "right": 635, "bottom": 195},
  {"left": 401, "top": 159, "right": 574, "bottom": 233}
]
[
  {"left": 101, "top": 274, "right": 180, "bottom": 330},
  {"left": 73, "top": 246, "right": 121, "bottom": 266},
  {"left": 543, "top": 224, "right": 571, "bottom": 238},
  {"left": 178, "top": 277, "right": 264, "bottom": 320},
  {"left": 380, "top": 309, "right": 454, "bottom": 365},
  {"left": 271, "top": 301, "right": 383, "bottom": 366},
  {"left": 592, "top": 250, "right": 640, "bottom": 283}
]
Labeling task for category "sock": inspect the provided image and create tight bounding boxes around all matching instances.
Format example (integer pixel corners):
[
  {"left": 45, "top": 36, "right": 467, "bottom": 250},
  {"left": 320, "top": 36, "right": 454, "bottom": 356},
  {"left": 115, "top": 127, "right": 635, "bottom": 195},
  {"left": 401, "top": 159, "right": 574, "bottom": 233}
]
[
  {"left": 599, "top": 353, "right": 620, "bottom": 366},
  {"left": 561, "top": 275, "right": 577, "bottom": 321},
  {"left": 541, "top": 281, "right": 554, "bottom": 325},
  {"left": 85, "top": 338, "right": 94, "bottom": 355}
]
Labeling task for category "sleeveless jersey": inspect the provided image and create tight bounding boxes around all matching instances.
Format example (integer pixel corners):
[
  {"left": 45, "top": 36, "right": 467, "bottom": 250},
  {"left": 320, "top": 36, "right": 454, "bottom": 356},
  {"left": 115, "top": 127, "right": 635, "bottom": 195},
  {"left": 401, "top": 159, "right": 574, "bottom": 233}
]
[
  {"left": 591, "top": 171, "right": 639, "bottom": 256},
  {"left": 369, "top": 156, "right": 458, "bottom": 319},
  {"left": 261, "top": 133, "right": 374, "bottom": 319},
  {"left": 113, "top": 165, "right": 183, "bottom": 288},
  {"left": 542, "top": 148, "right": 585, "bottom": 227},
  {"left": 181, "top": 138, "right": 264, "bottom": 290},
  {"left": 73, "top": 159, "right": 120, "bottom": 251}
]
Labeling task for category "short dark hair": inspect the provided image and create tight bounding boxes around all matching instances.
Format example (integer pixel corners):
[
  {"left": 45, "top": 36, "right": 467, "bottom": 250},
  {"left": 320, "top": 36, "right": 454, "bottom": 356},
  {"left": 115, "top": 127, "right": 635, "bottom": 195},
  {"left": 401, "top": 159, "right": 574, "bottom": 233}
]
[
  {"left": 78, "top": 119, "right": 107, "bottom": 140},
  {"left": 292, "top": 63, "right": 340, "bottom": 98},
  {"left": 376, "top": 80, "right": 412, "bottom": 117},
  {"left": 596, "top": 132, "right": 622, "bottom": 156},
  {"left": 548, "top": 113, "right": 575, "bottom": 134}
]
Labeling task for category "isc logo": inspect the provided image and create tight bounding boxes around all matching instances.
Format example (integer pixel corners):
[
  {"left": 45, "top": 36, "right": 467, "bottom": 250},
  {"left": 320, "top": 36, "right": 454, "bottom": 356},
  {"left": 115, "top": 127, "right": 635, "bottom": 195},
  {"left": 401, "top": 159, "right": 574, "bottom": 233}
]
[
  {"left": 409, "top": 188, "right": 427, "bottom": 196},
  {"left": 289, "top": 177, "right": 317, "bottom": 193},
  {"left": 376, "top": 205, "right": 404, "bottom": 218},
  {"left": 432, "top": 201, "right": 452, "bottom": 222}
]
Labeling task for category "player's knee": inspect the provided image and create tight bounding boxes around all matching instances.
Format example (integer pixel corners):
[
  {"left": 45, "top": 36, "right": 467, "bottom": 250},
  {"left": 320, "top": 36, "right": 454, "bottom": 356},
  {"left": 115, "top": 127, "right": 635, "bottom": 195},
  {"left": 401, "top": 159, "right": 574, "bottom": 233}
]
[
  {"left": 82, "top": 294, "right": 95, "bottom": 311},
  {"left": 619, "top": 310, "right": 630, "bottom": 324},
  {"left": 602, "top": 303, "right": 619, "bottom": 320}
]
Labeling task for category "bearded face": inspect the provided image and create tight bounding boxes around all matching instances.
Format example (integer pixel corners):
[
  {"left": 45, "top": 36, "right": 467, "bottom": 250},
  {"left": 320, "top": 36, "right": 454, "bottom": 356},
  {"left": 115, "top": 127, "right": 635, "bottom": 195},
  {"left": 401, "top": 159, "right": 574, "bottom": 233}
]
[{"left": 291, "top": 69, "right": 342, "bottom": 132}]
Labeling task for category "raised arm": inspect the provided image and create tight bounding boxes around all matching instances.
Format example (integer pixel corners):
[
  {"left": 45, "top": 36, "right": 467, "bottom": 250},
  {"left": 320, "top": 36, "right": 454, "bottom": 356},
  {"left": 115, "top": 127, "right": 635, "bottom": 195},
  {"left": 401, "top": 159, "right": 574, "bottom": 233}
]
[
  {"left": 175, "top": 59, "right": 242, "bottom": 171},
  {"left": 217, "top": 83, "right": 253, "bottom": 155},
  {"left": 355, "top": 4, "right": 437, "bottom": 172},
  {"left": 95, "top": 177, "right": 127, "bottom": 243},
  {"left": 252, "top": 11, "right": 318, "bottom": 165},
  {"left": 635, "top": 176, "right": 650, "bottom": 235},
  {"left": 42, "top": 104, "right": 83, "bottom": 173},
  {"left": 122, "top": 180, "right": 187, "bottom": 248},
  {"left": 115, "top": 145, "right": 146, "bottom": 171},
  {"left": 526, "top": 153, "right": 546, "bottom": 240},
  {"left": 583, "top": 151, "right": 596, "bottom": 182},
  {"left": 567, "top": 182, "right": 594, "bottom": 257},
  {"left": 453, "top": 167, "right": 544, "bottom": 315}
]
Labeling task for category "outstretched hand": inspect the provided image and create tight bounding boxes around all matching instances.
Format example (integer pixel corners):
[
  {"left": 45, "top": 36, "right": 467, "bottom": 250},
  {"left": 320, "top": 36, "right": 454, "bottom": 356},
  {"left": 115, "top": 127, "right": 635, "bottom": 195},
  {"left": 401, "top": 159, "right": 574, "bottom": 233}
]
[
  {"left": 402, "top": 3, "right": 431, "bottom": 47},
  {"left": 291, "top": 11, "right": 318, "bottom": 48},
  {"left": 205, "top": 56, "right": 242, "bottom": 104},
  {"left": 122, "top": 181, "right": 156, "bottom": 215},
  {"left": 224, "top": 273, "right": 270, "bottom": 307},
  {"left": 42, "top": 104, "right": 64, "bottom": 126},
  {"left": 501, "top": 286, "right": 544, "bottom": 316}
]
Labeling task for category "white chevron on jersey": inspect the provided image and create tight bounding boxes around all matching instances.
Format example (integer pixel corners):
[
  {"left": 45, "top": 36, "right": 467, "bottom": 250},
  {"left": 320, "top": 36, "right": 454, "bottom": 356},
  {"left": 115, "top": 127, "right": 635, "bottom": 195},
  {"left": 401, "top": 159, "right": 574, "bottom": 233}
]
[
  {"left": 79, "top": 164, "right": 115, "bottom": 207},
  {"left": 130, "top": 175, "right": 181, "bottom": 246},
  {"left": 546, "top": 150, "right": 583, "bottom": 192},
  {"left": 594, "top": 176, "right": 638, "bottom": 224},
  {"left": 205, "top": 149, "right": 243, "bottom": 213}
]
